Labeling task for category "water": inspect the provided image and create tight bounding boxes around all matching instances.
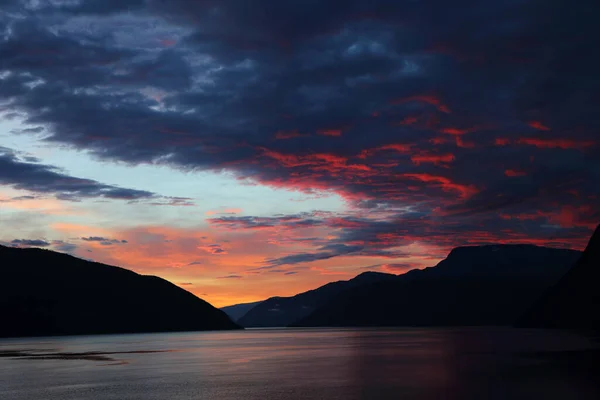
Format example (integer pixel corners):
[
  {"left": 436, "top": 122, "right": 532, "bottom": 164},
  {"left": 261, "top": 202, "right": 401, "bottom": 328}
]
[{"left": 0, "top": 328, "right": 598, "bottom": 400}]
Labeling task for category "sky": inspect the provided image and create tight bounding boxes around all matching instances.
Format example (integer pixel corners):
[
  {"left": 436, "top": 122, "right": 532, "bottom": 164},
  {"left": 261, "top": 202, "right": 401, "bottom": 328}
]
[{"left": 0, "top": 0, "right": 598, "bottom": 307}]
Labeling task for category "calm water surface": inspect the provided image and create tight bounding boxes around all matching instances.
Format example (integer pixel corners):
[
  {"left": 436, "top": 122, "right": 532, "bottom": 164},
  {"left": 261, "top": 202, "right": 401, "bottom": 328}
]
[{"left": 0, "top": 328, "right": 598, "bottom": 400}]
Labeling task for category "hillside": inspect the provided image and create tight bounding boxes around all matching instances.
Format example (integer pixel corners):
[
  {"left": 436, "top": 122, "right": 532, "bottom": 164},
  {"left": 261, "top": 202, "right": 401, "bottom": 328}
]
[
  {"left": 237, "top": 271, "right": 396, "bottom": 327},
  {"left": 0, "top": 245, "right": 240, "bottom": 338},
  {"left": 294, "top": 245, "right": 582, "bottom": 327},
  {"left": 519, "top": 225, "right": 600, "bottom": 330}
]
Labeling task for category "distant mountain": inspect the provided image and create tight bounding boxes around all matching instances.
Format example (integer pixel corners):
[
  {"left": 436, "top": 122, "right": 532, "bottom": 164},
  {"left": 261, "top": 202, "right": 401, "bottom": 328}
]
[
  {"left": 0, "top": 245, "right": 240, "bottom": 338},
  {"left": 237, "top": 271, "right": 396, "bottom": 327},
  {"left": 519, "top": 225, "right": 600, "bottom": 330},
  {"left": 294, "top": 245, "right": 582, "bottom": 328},
  {"left": 220, "top": 301, "right": 263, "bottom": 322}
]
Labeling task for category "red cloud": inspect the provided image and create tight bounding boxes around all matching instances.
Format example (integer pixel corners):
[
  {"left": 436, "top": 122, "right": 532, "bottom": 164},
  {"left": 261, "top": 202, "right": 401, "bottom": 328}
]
[
  {"left": 411, "top": 152, "right": 455, "bottom": 166},
  {"left": 359, "top": 143, "right": 413, "bottom": 159},
  {"left": 390, "top": 95, "right": 451, "bottom": 113},
  {"left": 259, "top": 149, "right": 372, "bottom": 179},
  {"left": 495, "top": 138, "right": 511, "bottom": 146},
  {"left": 393, "top": 116, "right": 419, "bottom": 126},
  {"left": 403, "top": 173, "right": 477, "bottom": 198},
  {"left": 275, "top": 130, "right": 304, "bottom": 139},
  {"left": 429, "top": 136, "right": 451, "bottom": 145},
  {"left": 325, "top": 217, "right": 367, "bottom": 229},
  {"left": 381, "top": 144, "right": 413, "bottom": 153},
  {"left": 528, "top": 121, "right": 551, "bottom": 131},
  {"left": 440, "top": 127, "right": 477, "bottom": 135},
  {"left": 318, "top": 129, "right": 342, "bottom": 137},
  {"left": 504, "top": 169, "right": 527, "bottom": 177},
  {"left": 455, "top": 137, "right": 475, "bottom": 148},
  {"left": 517, "top": 138, "right": 595, "bottom": 150},
  {"left": 547, "top": 206, "right": 598, "bottom": 229},
  {"left": 500, "top": 207, "right": 596, "bottom": 230}
]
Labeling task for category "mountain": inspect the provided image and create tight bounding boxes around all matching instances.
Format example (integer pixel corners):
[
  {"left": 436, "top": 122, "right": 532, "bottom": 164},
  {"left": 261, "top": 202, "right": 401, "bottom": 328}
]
[
  {"left": 220, "top": 301, "right": 263, "bottom": 322},
  {"left": 237, "top": 271, "right": 396, "bottom": 327},
  {"left": 294, "top": 245, "right": 582, "bottom": 328},
  {"left": 0, "top": 245, "right": 240, "bottom": 338},
  {"left": 519, "top": 225, "right": 600, "bottom": 330}
]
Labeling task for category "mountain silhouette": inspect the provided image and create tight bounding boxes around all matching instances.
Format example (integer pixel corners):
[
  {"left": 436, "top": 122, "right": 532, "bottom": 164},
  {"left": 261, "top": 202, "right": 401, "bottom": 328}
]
[
  {"left": 236, "top": 271, "right": 396, "bottom": 327},
  {"left": 0, "top": 245, "right": 240, "bottom": 338},
  {"left": 519, "top": 224, "right": 600, "bottom": 330},
  {"left": 294, "top": 245, "right": 582, "bottom": 327},
  {"left": 221, "top": 301, "right": 263, "bottom": 322}
]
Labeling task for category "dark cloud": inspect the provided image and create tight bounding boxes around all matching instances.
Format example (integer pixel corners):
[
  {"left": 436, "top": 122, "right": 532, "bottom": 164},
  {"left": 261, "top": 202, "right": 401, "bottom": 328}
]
[
  {"left": 0, "top": 194, "right": 38, "bottom": 202},
  {"left": 216, "top": 275, "right": 243, "bottom": 279},
  {"left": 0, "top": 147, "right": 156, "bottom": 201},
  {"left": 208, "top": 213, "right": 327, "bottom": 230},
  {"left": 199, "top": 244, "right": 227, "bottom": 255},
  {"left": 9, "top": 238, "right": 77, "bottom": 254},
  {"left": 81, "top": 236, "right": 110, "bottom": 241},
  {"left": 263, "top": 243, "right": 365, "bottom": 267},
  {"left": 10, "top": 195, "right": 37, "bottom": 201},
  {"left": 10, "top": 239, "right": 50, "bottom": 247},
  {"left": 80, "top": 237, "right": 127, "bottom": 246},
  {"left": 51, "top": 240, "right": 78, "bottom": 254},
  {"left": 0, "top": 0, "right": 597, "bottom": 256},
  {"left": 214, "top": 210, "right": 593, "bottom": 266},
  {"left": 58, "top": 0, "right": 147, "bottom": 15}
]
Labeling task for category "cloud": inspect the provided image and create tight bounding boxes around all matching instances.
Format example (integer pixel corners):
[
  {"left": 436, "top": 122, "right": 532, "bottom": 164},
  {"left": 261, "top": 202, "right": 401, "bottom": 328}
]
[
  {"left": 209, "top": 206, "right": 595, "bottom": 267},
  {"left": 527, "top": 121, "right": 551, "bottom": 131},
  {"left": 411, "top": 152, "right": 455, "bottom": 166},
  {"left": 0, "top": 0, "right": 596, "bottom": 260},
  {"left": 9, "top": 195, "right": 38, "bottom": 201},
  {"left": 10, "top": 239, "right": 50, "bottom": 247},
  {"left": 81, "top": 236, "right": 127, "bottom": 246},
  {"left": 216, "top": 275, "right": 243, "bottom": 279},
  {"left": 516, "top": 138, "right": 595, "bottom": 150},
  {"left": 198, "top": 244, "right": 227, "bottom": 255},
  {"left": 0, "top": 147, "right": 156, "bottom": 201},
  {"left": 149, "top": 197, "right": 196, "bottom": 207},
  {"left": 208, "top": 213, "right": 327, "bottom": 231},
  {"left": 51, "top": 240, "right": 78, "bottom": 254},
  {"left": 263, "top": 244, "right": 365, "bottom": 267},
  {"left": 7, "top": 238, "right": 79, "bottom": 254}
]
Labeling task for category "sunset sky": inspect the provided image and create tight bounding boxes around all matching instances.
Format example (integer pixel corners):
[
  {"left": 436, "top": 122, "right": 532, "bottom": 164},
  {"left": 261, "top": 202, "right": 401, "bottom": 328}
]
[{"left": 0, "top": 0, "right": 598, "bottom": 307}]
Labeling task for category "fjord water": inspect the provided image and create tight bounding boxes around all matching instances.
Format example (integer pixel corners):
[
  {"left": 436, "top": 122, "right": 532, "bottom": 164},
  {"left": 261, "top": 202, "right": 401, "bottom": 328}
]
[{"left": 1, "top": 328, "right": 598, "bottom": 400}]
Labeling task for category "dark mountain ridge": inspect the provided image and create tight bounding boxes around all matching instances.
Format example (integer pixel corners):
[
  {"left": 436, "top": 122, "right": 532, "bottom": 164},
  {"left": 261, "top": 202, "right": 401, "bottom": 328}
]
[
  {"left": 220, "top": 301, "right": 263, "bottom": 322},
  {"left": 294, "top": 244, "right": 582, "bottom": 328},
  {"left": 0, "top": 245, "right": 240, "bottom": 338},
  {"left": 519, "top": 224, "right": 600, "bottom": 330},
  {"left": 236, "top": 271, "right": 395, "bottom": 327}
]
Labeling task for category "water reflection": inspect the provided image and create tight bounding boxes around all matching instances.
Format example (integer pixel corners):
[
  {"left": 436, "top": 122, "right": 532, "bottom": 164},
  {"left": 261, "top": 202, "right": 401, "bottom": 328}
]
[{"left": 0, "top": 328, "right": 598, "bottom": 400}]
